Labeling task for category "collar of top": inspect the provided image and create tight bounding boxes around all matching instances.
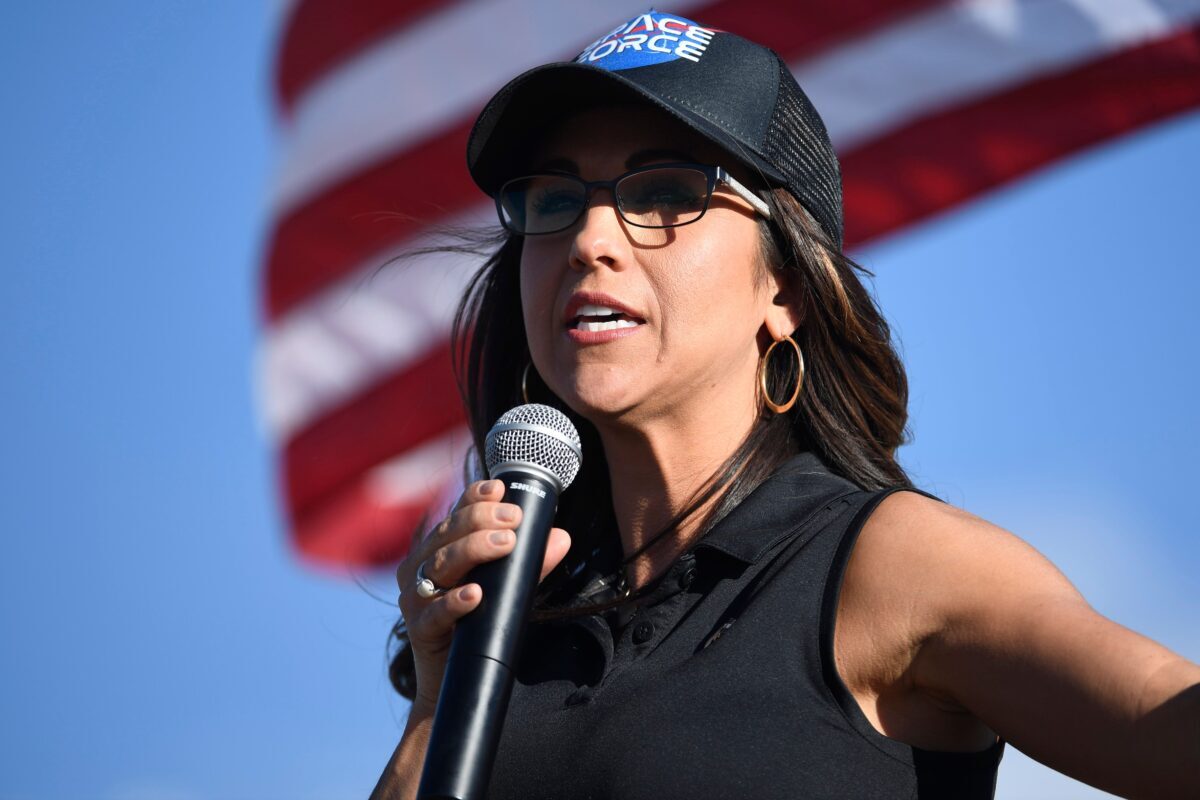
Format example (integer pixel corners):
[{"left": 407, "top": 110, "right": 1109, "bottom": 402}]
[{"left": 692, "top": 451, "right": 861, "bottom": 565}]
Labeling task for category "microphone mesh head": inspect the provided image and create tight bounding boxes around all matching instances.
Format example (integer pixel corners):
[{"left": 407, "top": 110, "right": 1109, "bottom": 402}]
[{"left": 485, "top": 404, "right": 582, "bottom": 491}]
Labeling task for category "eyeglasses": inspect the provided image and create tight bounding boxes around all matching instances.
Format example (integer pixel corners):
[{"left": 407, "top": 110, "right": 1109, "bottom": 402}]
[{"left": 494, "top": 163, "right": 771, "bottom": 236}]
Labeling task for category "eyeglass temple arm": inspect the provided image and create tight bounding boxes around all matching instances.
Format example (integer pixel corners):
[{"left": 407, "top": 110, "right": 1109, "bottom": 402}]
[{"left": 717, "top": 168, "right": 772, "bottom": 220}]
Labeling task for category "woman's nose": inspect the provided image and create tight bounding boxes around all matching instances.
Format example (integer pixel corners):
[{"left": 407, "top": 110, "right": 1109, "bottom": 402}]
[{"left": 568, "top": 188, "right": 630, "bottom": 273}]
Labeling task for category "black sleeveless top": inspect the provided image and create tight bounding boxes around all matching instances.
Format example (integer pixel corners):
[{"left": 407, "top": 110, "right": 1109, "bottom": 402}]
[{"left": 487, "top": 452, "right": 1004, "bottom": 799}]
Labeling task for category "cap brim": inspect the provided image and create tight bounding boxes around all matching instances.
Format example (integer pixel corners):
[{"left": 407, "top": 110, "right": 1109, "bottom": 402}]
[{"left": 467, "top": 62, "right": 787, "bottom": 196}]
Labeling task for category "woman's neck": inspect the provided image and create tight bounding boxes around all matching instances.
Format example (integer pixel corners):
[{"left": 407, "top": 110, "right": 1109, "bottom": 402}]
[{"left": 595, "top": 389, "right": 760, "bottom": 590}]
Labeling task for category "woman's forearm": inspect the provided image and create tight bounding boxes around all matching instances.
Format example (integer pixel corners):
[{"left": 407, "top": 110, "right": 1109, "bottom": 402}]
[{"left": 368, "top": 703, "right": 436, "bottom": 800}]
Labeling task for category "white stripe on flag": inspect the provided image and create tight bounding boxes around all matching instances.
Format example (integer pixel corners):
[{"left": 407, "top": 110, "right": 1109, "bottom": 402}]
[{"left": 257, "top": 206, "right": 493, "bottom": 438}]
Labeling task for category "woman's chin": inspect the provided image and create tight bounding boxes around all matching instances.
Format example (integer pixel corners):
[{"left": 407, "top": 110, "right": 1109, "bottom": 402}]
[{"left": 554, "top": 376, "right": 646, "bottom": 424}]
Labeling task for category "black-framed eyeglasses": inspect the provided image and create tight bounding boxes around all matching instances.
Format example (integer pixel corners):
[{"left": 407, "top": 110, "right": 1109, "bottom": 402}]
[{"left": 494, "top": 162, "right": 771, "bottom": 236}]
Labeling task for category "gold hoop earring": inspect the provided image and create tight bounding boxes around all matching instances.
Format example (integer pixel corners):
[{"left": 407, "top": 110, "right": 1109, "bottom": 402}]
[
  {"left": 521, "top": 362, "right": 533, "bottom": 405},
  {"left": 758, "top": 334, "right": 804, "bottom": 414}
]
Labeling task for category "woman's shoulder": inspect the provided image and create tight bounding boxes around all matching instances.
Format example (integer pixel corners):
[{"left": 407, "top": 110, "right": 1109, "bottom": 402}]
[
  {"left": 849, "top": 490, "right": 1082, "bottom": 621},
  {"left": 842, "top": 491, "right": 1085, "bottom": 659},
  {"left": 833, "top": 490, "right": 1087, "bottom": 749},
  {"left": 837, "top": 490, "right": 1086, "bottom": 707}
]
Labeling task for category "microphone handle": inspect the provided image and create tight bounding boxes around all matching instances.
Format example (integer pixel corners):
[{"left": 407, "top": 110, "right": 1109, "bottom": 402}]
[{"left": 417, "top": 470, "right": 559, "bottom": 800}]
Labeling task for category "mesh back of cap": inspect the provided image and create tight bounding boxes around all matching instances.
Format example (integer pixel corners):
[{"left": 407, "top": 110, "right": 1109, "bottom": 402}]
[{"left": 762, "top": 56, "right": 844, "bottom": 248}]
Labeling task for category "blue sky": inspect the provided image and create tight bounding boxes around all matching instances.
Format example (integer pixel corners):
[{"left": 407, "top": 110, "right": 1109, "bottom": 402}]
[{"left": 1, "top": 3, "right": 1195, "bottom": 799}]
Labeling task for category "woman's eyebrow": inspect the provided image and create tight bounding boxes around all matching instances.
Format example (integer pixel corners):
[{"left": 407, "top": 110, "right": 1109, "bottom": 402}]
[{"left": 626, "top": 147, "right": 695, "bottom": 167}]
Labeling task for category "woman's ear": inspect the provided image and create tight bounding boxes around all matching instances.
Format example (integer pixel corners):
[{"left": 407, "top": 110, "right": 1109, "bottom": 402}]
[{"left": 763, "top": 268, "right": 804, "bottom": 340}]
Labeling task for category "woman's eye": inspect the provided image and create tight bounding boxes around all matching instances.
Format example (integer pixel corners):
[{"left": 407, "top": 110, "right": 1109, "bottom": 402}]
[
  {"left": 626, "top": 179, "right": 702, "bottom": 209},
  {"left": 530, "top": 189, "right": 582, "bottom": 215}
]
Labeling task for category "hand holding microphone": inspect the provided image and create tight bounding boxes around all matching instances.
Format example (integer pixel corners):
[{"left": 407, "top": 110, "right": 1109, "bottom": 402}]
[
  {"left": 396, "top": 405, "right": 582, "bottom": 800},
  {"left": 396, "top": 503, "right": 569, "bottom": 710}
]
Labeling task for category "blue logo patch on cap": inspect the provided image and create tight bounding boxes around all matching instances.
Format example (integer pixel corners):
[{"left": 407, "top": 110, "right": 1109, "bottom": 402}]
[{"left": 575, "top": 10, "right": 717, "bottom": 71}]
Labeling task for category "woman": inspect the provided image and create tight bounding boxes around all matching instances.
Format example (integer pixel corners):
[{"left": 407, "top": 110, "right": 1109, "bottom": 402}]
[{"left": 372, "top": 11, "right": 1198, "bottom": 799}]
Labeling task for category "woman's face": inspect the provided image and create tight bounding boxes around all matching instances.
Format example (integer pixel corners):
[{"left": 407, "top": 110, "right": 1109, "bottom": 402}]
[{"left": 519, "top": 104, "right": 797, "bottom": 428}]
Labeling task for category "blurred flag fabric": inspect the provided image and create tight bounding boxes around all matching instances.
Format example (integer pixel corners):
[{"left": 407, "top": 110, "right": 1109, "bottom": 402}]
[{"left": 257, "top": 0, "right": 1200, "bottom": 569}]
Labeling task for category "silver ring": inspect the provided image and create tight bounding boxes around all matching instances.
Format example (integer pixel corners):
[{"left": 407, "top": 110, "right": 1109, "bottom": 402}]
[{"left": 414, "top": 560, "right": 449, "bottom": 599}]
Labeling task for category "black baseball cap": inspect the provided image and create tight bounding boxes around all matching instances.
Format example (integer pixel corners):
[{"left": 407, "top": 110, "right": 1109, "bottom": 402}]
[{"left": 467, "top": 10, "right": 844, "bottom": 249}]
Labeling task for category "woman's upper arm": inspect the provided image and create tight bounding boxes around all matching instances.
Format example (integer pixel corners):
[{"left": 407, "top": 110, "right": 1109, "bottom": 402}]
[{"left": 851, "top": 490, "right": 1200, "bottom": 798}]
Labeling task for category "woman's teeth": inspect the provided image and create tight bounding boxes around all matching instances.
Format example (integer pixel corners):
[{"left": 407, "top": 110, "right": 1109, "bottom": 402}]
[
  {"left": 577, "top": 303, "right": 619, "bottom": 316},
  {"left": 577, "top": 319, "right": 639, "bottom": 332},
  {"left": 572, "top": 303, "right": 641, "bottom": 332}
]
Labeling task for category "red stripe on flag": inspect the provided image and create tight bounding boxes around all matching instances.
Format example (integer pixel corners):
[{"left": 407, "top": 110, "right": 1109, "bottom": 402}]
[
  {"left": 284, "top": 341, "right": 465, "bottom": 518},
  {"left": 262, "top": 121, "right": 475, "bottom": 320},
  {"left": 274, "top": 0, "right": 449, "bottom": 114},
  {"left": 841, "top": 24, "right": 1200, "bottom": 246}
]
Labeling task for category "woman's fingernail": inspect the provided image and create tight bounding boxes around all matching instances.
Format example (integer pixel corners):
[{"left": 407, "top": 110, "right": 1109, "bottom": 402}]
[
  {"left": 490, "top": 530, "right": 514, "bottom": 546},
  {"left": 483, "top": 479, "right": 502, "bottom": 495},
  {"left": 496, "top": 505, "right": 518, "bottom": 522},
  {"left": 459, "top": 585, "right": 478, "bottom": 602}
]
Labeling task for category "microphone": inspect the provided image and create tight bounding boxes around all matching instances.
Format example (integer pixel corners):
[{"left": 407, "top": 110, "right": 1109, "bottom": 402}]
[{"left": 417, "top": 404, "right": 582, "bottom": 800}]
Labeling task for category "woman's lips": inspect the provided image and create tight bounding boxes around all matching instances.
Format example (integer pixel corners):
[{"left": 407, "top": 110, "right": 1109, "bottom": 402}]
[
  {"left": 566, "top": 323, "right": 644, "bottom": 344},
  {"left": 563, "top": 299, "right": 646, "bottom": 344},
  {"left": 563, "top": 293, "right": 646, "bottom": 325}
]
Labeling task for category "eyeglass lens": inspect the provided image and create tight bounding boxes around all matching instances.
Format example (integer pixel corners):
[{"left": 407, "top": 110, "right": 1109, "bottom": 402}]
[{"left": 498, "top": 167, "right": 711, "bottom": 234}]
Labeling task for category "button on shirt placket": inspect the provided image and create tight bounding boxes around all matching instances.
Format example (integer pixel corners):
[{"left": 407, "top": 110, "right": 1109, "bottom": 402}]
[
  {"left": 555, "top": 553, "right": 702, "bottom": 711},
  {"left": 606, "top": 553, "right": 699, "bottom": 676}
]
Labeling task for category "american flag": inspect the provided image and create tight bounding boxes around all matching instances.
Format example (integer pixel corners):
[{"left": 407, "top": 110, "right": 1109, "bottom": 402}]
[{"left": 259, "top": 0, "right": 1200, "bottom": 569}]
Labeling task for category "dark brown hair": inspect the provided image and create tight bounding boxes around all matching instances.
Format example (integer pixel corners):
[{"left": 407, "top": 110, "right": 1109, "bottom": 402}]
[{"left": 385, "top": 186, "right": 911, "bottom": 699}]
